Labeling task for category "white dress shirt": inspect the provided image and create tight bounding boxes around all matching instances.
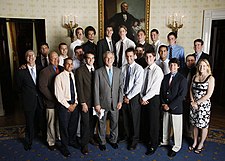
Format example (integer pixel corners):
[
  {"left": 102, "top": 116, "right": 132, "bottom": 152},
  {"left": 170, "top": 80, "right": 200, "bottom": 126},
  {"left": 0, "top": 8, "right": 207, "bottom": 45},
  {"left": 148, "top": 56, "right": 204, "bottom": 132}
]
[
  {"left": 115, "top": 37, "right": 136, "bottom": 67},
  {"left": 155, "top": 58, "right": 170, "bottom": 75},
  {"left": 86, "top": 64, "right": 95, "bottom": 72},
  {"left": 141, "top": 62, "right": 164, "bottom": 101},
  {"left": 27, "top": 64, "right": 36, "bottom": 84},
  {"left": 69, "top": 39, "right": 84, "bottom": 58},
  {"left": 152, "top": 40, "right": 164, "bottom": 60},
  {"left": 122, "top": 61, "right": 144, "bottom": 99},
  {"left": 54, "top": 70, "right": 78, "bottom": 108},
  {"left": 59, "top": 55, "right": 68, "bottom": 67}
]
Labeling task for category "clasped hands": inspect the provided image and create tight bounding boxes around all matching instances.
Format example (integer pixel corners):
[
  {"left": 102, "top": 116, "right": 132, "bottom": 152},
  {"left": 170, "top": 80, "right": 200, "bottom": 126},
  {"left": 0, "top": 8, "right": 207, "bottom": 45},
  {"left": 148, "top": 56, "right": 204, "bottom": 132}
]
[{"left": 68, "top": 103, "right": 77, "bottom": 112}]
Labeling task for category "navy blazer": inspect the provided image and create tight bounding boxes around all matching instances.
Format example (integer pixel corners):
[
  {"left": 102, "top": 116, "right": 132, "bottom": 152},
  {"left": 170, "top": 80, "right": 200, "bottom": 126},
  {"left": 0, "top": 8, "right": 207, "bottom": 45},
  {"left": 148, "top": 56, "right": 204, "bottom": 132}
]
[
  {"left": 15, "top": 65, "right": 43, "bottom": 111},
  {"left": 191, "top": 52, "right": 210, "bottom": 64},
  {"left": 160, "top": 72, "right": 187, "bottom": 114}
]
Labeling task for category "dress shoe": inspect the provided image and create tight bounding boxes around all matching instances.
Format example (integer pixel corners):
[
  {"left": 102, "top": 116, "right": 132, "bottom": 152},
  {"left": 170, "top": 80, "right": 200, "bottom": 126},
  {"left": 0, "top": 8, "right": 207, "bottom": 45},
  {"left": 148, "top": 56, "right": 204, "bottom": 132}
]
[
  {"left": 60, "top": 147, "right": 71, "bottom": 157},
  {"left": 48, "top": 145, "right": 56, "bottom": 151},
  {"left": 81, "top": 145, "right": 89, "bottom": 155},
  {"left": 145, "top": 147, "right": 156, "bottom": 155},
  {"left": 168, "top": 150, "right": 177, "bottom": 157},
  {"left": 99, "top": 144, "right": 106, "bottom": 151},
  {"left": 109, "top": 142, "right": 118, "bottom": 149},
  {"left": 24, "top": 143, "right": 31, "bottom": 151},
  {"left": 89, "top": 138, "right": 99, "bottom": 146},
  {"left": 128, "top": 143, "right": 137, "bottom": 150}
]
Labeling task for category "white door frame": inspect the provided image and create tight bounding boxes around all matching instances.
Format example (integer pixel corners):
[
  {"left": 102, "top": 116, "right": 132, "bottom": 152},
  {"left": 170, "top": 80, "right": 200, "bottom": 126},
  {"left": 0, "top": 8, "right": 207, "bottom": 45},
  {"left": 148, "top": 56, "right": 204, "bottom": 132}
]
[{"left": 202, "top": 9, "right": 225, "bottom": 54}]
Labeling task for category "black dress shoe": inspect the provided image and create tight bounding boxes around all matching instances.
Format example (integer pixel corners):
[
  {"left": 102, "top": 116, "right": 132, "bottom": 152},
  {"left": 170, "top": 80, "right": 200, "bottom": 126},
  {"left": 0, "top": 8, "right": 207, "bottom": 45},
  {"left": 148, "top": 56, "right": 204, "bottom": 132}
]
[
  {"left": 99, "top": 144, "right": 106, "bottom": 151},
  {"left": 109, "top": 142, "right": 118, "bottom": 149},
  {"left": 81, "top": 145, "right": 89, "bottom": 155},
  {"left": 60, "top": 147, "right": 71, "bottom": 157},
  {"left": 168, "top": 150, "right": 177, "bottom": 157},
  {"left": 128, "top": 143, "right": 137, "bottom": 150},
  {"left": 24, "top": 143, "right": 31, "bottom": 151},
  {"left": 145, "top": 147, "right": 156, "bottom": 155},
  {"left": 48, "top": 145, "right": 56, "bottom": 151}
]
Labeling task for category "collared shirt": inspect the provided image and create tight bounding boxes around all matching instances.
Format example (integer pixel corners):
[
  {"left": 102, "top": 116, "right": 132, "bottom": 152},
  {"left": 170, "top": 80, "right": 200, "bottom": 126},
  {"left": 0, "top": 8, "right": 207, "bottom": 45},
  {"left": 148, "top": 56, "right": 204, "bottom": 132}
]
[
  {"left": 86, "top": 64, "right": 95, "bottom": 72},
  {"left": 167, "top": 44, "right": 185, "bottom": 68},
  {"left": 73, "top": 58, "right": 84, "bottom": 72},
  {"left": 59, "top": 55, "right": 68, "bottom": 67},
  {"left": 105, "top": 66, "right": 113, "bottom": 75},
  {"left": 122, "top": 61, "right": 144, "bottom": 99},
  {"left": 41, "top": 54, "right": 49, "bottom": 67},
  {"left": 195, "top": 51, "right": 202, "bottom": 63},
  {"left": 54, "top": 70, "right": 78, "bottom": 108},
  {"left": 152, "top": 40, "right": 164, "bottom": 60},
  {"left": 140, "top": 62, "right": 164, "bottom": 101},
  {"left": 115, "top": 37, "right": 136, "bottom": 67},
  {"left": 155, "top": 58, "right": 170, "bottom": 75},
  {"left": 69, "top": 39, "right": 84, "bottom": 58},
  {"left": 27, "top": 64, "right": 36, "bottom": 84},
  {"left": 106, "top": 37, "right": 113, "bottom": 52}
]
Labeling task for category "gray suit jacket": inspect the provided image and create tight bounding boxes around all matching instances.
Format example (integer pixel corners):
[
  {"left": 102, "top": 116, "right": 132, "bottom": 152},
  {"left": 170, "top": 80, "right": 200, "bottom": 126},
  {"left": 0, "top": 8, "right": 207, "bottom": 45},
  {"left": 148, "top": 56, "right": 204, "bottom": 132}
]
[{"left": 94, "top": 66, "right": 123, "bottom": 111}]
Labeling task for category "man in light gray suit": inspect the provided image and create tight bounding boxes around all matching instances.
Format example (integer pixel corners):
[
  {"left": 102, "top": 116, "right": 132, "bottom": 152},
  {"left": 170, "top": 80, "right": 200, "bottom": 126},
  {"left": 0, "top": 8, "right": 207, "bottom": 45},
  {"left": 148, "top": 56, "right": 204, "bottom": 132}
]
[{"left": 94, "top": 51, "right": 123, "bottom": 151}]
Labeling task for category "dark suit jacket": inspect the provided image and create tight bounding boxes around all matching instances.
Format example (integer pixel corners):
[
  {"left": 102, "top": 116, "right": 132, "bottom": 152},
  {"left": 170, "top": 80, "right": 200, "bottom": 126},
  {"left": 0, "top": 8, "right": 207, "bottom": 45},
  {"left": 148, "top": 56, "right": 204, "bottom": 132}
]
[
  {"left": 82, "top": 40, "right": 97, "bottom": 55},
  {"left": 191, "top": 52, "right": 210, "bottom": 64},
  {"left": 94, "top": 66, "right": 123, "bottom": 111},
  {"left": 137, "top": 42, "right": 154, "bottom": 52},
  {"left": 160, "top": 72, "right": 187, "bottom": 114},
  {"left": 35, "top": 55, "right": 48, "bottom": 72},
  {"left": 96, "top": 38, "right": 116, "bottom": 68},
  {"left": 16, "top": 65, "right": 43, "bottom": 111},
  {"left": 39, "top": 64, "right": 64, "bottom": 109},
  {"left": 75, "top": 65, "right": 94, "bottom": 108}
]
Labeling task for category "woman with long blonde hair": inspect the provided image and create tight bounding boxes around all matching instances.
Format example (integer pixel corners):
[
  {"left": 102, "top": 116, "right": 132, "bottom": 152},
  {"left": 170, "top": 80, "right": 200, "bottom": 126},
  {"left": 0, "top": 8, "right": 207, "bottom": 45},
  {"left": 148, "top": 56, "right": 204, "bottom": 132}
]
[{"left": 189, "top": 59, "right": 215, "bottom": 154}]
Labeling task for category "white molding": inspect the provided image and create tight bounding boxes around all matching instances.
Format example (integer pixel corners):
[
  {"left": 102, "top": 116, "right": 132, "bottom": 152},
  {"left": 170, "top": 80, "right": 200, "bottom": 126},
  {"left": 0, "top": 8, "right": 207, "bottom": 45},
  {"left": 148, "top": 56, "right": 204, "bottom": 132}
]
[{"left": 202, "top": 9, "right": 225, "bottom": 54}]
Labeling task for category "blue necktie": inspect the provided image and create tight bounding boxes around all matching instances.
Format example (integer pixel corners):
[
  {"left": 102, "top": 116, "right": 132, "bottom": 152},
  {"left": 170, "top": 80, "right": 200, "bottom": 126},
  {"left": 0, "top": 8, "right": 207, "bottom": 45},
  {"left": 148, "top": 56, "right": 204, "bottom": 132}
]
[
  {"left": 69, "top": 73, "right": 75, "bottom": 104},
  {"left": 31, "top": 67, "right": 36, "bottom": 84},
  {"left": 108, "top": 68, "right": 113, "bottom": 86},
  {"left": 124, "top": 65, "right": 131, "bottom": 94}
]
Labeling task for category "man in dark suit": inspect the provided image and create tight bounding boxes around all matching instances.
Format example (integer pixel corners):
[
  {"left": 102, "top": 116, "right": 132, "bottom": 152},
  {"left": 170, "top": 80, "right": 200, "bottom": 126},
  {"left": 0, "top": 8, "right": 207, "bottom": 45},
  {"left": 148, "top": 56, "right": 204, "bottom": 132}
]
[
  {"left": 107, "top": 2, "right": 139, "bottom": 42},
  {"left": 191, "top": 39, "right": 210, "bottom": 64},
  {"left": 96, "top": 26, "right": 116, "bottom": 68},
  {"left": 16, "top": 50, "right": 44, "bottom": 151},
  {"left": 160, "top": 58, "right": 187, "bottom": 157},
  {"left": 94, "top": 51, "right": 123, "bottom": 151},
  {"left": 36, "top": 42, "right": 50, "bottom": 71},
  {"left": 136, "top": 29, "right": 154, "bottom": 52},
  {"left": 75, "top": 51, "right": 98, "bottom": 155},
  {"left": 82, "top": 26, "right": 97, "bottom": 55},
  {"left": 39, "top": 51, "right": 64, "bottom": 151}
]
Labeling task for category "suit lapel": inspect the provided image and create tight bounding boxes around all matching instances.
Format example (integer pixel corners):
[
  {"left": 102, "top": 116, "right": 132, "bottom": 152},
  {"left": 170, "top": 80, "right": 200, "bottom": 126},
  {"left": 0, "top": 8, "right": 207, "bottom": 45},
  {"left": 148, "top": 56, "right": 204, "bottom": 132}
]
[
  {"left": 104, "top": 38, "right": 110, "bottom": 51},
  {"left": 25, "top": 67, "right": 36, "bottom": 86},
  {"left": 102, "top": 67, "right": 110, "bottom": 86}
]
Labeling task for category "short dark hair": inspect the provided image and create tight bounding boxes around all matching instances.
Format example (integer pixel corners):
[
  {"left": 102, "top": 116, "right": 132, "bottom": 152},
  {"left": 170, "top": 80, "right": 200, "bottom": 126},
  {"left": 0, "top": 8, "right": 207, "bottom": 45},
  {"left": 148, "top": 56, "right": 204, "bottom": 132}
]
[
  {"left": 39, "top": 42, "right": 49, "bottom": 49},
  {"left": 150, "top": 28, "right": 159, "bottom": 34},
  {"left": 194, "top": 39, "right": 204, "bottom": 45},
  {"left": 105, "top": 25, "right": 113, "bottom": 31},
  {"left": 137, "top": 29, "right": 146, "bottom": 35},
  {"left": 167, "top": 32, "right": 177, "bottom": 39},
  {"left": 75, "top": 27, "right": 84, "bottom": 37},
  {"left": 74, "top": 45, "right": 83, "bottom": 52},
  {"left": 63, "top": 57, "right": 73, "bottom": 66},
  {"left": 144, "top": 49, "right": 156, "bottom": 57},
  {"left": 135, "top": 44, "right": 145, "bottom": 50},
  {"left": 84, "top": 51, "right": 95, "bottom": 59},
  {"left": 186, "top": 54, "right": 196, "bottom": 61},
  {"left": 125, "top": 47, "right": 135, "bottom": 55},
  {"left": 58, "top": 42, "right": 67, "bottom": 50},
  {"left": 158, "top": 45, "right": 168, "bottom": 52},
  {"left": 84, "top": 26, "right": 96, "bottom": 38},
  {"left": 169, "top": 58, "right": 180, "bottom": 67}
]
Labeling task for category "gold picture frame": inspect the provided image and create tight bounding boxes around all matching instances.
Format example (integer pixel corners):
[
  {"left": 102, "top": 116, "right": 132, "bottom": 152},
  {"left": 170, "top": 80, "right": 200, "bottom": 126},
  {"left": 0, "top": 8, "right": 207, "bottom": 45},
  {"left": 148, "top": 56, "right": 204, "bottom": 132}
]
[{"left": 98, "top": 0, "right": 150, "bottom": 42}]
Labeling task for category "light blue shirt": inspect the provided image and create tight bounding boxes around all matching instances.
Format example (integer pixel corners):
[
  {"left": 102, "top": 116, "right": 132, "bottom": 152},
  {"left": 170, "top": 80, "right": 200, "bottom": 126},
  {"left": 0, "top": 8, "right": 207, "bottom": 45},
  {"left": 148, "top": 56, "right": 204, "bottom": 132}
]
[
  {"left": 122, "top": 62, "right": 144, "bottom": 99},
  {"left": 168, "top": 44, "right": 185, "bottom": 68}
]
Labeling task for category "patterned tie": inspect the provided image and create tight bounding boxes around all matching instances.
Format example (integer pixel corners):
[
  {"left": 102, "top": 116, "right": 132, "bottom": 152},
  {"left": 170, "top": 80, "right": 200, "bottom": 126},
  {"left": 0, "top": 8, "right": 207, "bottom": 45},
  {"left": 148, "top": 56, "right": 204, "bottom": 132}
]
[
  {"left": 169, "top": 46, "right": 173, "bottom": 60},
  {"left": 118, "top": 41, "right": 123, "bottom": 68},
  {"left": 108, "top": 68, "right": 113, "bottom": 86},
  {"left": 69, "top": 73, "right": 75, "bottom": 104},
  {"left": 143, "top": 67, "right": 150, "bottom": 96},
  {"left": 124, "top": 65, "right": 131, "bottom": 94}
]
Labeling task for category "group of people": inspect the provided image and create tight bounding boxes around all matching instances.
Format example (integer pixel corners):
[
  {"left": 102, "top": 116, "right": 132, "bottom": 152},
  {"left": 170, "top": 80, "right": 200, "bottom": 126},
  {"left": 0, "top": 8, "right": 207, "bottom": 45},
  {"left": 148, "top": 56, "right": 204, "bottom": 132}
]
[{"left": 16, "top": 22, "right": 215, "bottom": 158}]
